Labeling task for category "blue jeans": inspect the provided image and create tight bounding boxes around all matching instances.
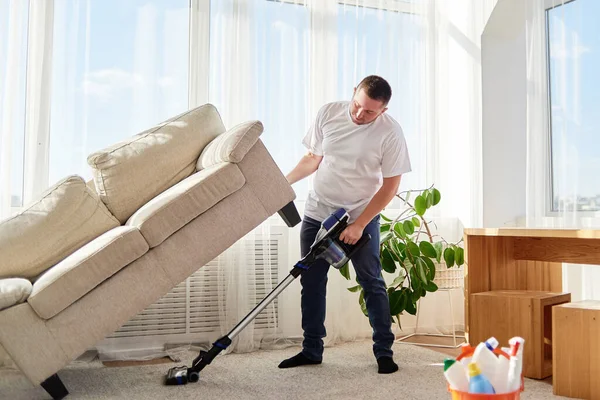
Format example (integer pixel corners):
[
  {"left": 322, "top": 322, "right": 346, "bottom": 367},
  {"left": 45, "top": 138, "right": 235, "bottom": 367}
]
[{"left": 299, "top": 215, "right": 394, "bottom": 361}]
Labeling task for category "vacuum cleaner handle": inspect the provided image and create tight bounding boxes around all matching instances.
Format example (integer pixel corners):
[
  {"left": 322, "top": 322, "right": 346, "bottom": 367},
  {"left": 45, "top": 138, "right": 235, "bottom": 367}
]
[{"left": 344, "top": 233, "right": 371, "bottom": 260}]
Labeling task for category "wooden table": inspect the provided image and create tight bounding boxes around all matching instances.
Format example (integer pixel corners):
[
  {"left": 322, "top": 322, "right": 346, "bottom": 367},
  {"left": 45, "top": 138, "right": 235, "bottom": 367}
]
[{"left": 463, "top": 227, "right": 600, "bottom": 343}]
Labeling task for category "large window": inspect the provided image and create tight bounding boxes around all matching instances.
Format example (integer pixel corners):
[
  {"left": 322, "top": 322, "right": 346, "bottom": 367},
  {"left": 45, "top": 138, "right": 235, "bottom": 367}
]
[
  {"left": 208, "top": 0, "right": 310, "bottom": 199},
  {"left": 547, "top": 0, "right": 600, "bottom": 211},
  {"left": 49, "top": 0, "right": 190, "bottom": 185},
  {"left": 2, "top": 0, "right": 424, "bottom": 214},
  {"left": 338, "top": 3, "right": 424, "bottom": 197}
]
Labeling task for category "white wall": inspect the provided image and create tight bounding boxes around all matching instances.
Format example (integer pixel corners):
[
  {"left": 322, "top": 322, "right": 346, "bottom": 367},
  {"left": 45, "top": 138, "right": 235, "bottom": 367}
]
[{"left": 481, "top": 0, "right": 528, "bottom": 227}]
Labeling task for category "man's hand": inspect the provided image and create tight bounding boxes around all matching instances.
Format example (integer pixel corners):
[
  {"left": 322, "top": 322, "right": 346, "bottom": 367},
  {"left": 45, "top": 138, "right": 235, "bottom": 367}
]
[{"left": 339, "top": 223, "right": 364, "bottom": 245}]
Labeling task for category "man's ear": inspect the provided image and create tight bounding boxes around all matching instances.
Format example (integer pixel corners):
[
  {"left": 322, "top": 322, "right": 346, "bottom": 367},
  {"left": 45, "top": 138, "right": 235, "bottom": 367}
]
[
  {"left": 353, "top": 87, "right": 357, "bottom": 95},
  {"left": 381, "top": 107, "right": 388, "bottom": 114}
]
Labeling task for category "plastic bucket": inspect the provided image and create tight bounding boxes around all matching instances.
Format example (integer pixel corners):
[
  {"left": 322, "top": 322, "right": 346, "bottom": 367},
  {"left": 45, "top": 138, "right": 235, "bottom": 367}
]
[
  {"left": 448, "top": 379, "right": 524, "bottom": 400},
  {"left": 448, "top": 389, "right": 521, "bottom": 400}
]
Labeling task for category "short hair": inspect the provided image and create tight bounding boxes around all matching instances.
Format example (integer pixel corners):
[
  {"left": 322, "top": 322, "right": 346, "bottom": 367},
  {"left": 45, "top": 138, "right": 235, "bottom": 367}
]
[{"left": 356, "top": 75, "right": 392, "bottom": 106}]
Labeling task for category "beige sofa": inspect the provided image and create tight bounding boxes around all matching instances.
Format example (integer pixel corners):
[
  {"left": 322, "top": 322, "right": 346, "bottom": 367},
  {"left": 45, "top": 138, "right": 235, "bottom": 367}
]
[{"left": 0, "top": 104, "right": 300, "bottom": 399}]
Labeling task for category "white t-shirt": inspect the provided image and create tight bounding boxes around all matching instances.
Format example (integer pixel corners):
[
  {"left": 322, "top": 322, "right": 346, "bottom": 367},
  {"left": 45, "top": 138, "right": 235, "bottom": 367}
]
[{"left": 302, "top": 101, "right": 412, "bottom": 223}]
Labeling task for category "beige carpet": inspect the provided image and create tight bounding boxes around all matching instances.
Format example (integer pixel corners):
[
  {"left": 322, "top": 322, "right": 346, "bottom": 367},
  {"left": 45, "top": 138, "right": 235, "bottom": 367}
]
[{"left": 0, "top": 340, "right": 569, "bottom": 400}]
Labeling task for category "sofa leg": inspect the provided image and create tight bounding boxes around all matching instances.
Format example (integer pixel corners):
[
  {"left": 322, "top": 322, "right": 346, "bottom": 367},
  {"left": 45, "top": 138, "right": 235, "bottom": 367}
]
[
  {"left": 41, "top": 374, "right": 69, "bottom": 400},
  {"left": 277, "top": 201, "right": 301, "bottom": 227}
]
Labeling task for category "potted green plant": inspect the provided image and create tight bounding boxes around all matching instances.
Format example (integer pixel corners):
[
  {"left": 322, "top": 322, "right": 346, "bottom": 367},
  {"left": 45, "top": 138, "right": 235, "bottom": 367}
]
[{"left": 339, "top": 186, "right": 464, "bottom": 328}]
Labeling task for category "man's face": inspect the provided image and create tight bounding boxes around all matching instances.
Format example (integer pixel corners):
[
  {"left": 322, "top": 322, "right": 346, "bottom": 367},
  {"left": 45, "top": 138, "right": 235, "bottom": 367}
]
[{"left": 349, "top": 88, "right": 387, "bottom": 125}]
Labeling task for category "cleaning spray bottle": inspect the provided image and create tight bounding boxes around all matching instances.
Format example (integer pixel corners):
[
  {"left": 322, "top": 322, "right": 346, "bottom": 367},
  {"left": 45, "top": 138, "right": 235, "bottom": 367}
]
[
  {"left": 507, "top": 337, "right": 525, "bottom": 392},
  {"left": 468, "top": 362, "right": 496, "bottom": 394},
  {"left": 472, "top": 337, "right": 500, "bottom": 391},
  {"left": 444, "top": 358, "right": 469, "bottom": 392}
]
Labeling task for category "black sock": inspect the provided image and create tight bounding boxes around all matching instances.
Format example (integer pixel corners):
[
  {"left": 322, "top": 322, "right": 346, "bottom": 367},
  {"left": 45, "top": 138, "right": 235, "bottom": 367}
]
[
  {"left": 377, "top": 356, "right": 399, "bottom": 374},
  {"left": 278, "top": 352, "right": 321, "bottom": 369}
]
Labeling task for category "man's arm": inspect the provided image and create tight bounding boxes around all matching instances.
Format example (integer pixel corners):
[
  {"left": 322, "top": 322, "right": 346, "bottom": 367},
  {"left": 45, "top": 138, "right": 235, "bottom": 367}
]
[
  {"left": 286, "top": 152, "right": 323, "bottom": 184},
  {"left": 339, "top": 175, "right": 401, "bottom": 245}
]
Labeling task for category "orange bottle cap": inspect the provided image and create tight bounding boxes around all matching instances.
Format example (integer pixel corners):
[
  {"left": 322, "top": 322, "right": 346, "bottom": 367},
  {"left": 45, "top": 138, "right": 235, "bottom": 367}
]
[{"left": 456, "top": 344, "right": 475, "bottom": 361}]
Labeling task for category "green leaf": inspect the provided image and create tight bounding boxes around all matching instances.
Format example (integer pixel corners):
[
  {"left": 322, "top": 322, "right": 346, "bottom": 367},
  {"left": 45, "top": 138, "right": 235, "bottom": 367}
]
[
  {"left": 419, "top": 241, "right": 437, "bottom": 258},
  {"left": 416, "top": 258, "right": 428, "bottom": 283},
  {"left": 405, "top": 191, "right": 411, "bottom": 203},
  {"left": 410, "top": 268, "right": 421, "bottom": 291},
  {"left": 405, "top": 298, "right": 417, "bottom": 315},
  {"left": 393, "top": 241, "right": 406, "bottom": 258},
  {"left": 414, "top": 195, "right": 427, "bottom": 216},
  {"left": 433, "top": 242, "right": 444, "bottom": 263},
  {"left": 444, "top": 247, "right": 455, "bottom": 268},
  {"left": 423, "top": 256, "right": 436, "bottom": 281},
  {"left": 412, "top": 217, "right": 421, "bottom": 227},
  {"left": 347, "top": 284, "right": 362, "bottom": 293},
  {"left": 389, "top": 290, "right": 405, "bottom": 316},
  {"left": 381, "top": 248, "right": 397, "bottom": 274},
  {"left": 391, "top": 272, "right": 406, "bottom": 288},
  {"left": 411, "top": 288, "right": 421, "bottom": 303},
  {"left": 395, "top": 315, "right": 402, "bottom": 329},
  {"left": 339, "top": 263, "right": 351, "bottom": 280},
  {"left": 381, "top": 224, "right": 391, "bottom": 233},
  {"left": 380, "top": 231, "right": 393, "bottom": 245},
  {"left": 424, "top": 281, "right": 439, "bottom": 292},
  {"left": 403, "top": 220, "right": 415, "bottom": 235},
  {"left": 394, "top": 223, "right": 406, "bottom": 238},
  {"left": 407, "top": 241, "right": 420, "bottom": 257},
  {"left": 455, "top": 247, "right": 464, "bottom": 266},
  {"left": 426, "top": 192, "right": 433, "bottom": 208},
  {"left": 359, "top": 290, "right": 368, "bottom": 316},
  {"left": 380, "top": 214, "right": 392, "bottom": 222},
  {"left": 432, "top": 188, "right": 441, "bottom": 205}
]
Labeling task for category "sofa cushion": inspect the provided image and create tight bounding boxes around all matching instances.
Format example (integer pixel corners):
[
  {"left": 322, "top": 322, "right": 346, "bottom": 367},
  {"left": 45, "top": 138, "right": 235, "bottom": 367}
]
[
  {"left": 196, "top": 120, "right": 263, "bottom": 170},
  {"left": 0, "top": 278, "right": 32, "bottom": 311},
  {"left": 87, "top": 104, "right": 226, "bottom": 223},
  {"left": 0, "top": 175, "right": 120, "bottom": 280},
  {"left": 28, "top": 226, "right": 149, "bottom": 320},
  {"left": 127, "top": 162, "right": 245, "bottom": 248}
]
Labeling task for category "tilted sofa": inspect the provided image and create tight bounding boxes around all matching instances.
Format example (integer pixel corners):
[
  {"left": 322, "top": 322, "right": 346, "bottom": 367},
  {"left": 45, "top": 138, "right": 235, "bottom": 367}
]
[{"left": 0, "top": 104, "right": 300, "bottom": 399}]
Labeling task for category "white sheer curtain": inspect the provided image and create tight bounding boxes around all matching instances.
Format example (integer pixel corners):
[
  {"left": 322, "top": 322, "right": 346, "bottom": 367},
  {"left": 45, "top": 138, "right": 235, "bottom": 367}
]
[
  {"left": 1, "top": 0, "right": 498, "bottom": 356},
  {"left": 208, "top": 0, "right": 498, "bottom": 351},
  {"left": 525, "top": 0, "right": 600, "bottom": 301},
  {"left": 0, "top": 0, "right": 24, "bottom": 219}
]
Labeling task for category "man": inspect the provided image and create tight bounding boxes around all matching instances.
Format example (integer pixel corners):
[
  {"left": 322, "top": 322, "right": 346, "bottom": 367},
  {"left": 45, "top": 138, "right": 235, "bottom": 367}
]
[{"left": 281, "top": 75, "right": 412, "bottom": 374}]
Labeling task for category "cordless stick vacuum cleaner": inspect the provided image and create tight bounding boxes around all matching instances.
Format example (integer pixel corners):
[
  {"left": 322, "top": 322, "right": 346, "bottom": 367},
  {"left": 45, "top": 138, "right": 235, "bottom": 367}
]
[{"left": 165, "top": 207, "right": 370, "bottom": 385}]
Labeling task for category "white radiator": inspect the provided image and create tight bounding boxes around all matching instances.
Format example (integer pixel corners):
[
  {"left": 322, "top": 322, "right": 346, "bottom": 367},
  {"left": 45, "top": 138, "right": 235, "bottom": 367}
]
[{"left": 95, "top": 226, "right": 288, "bottom": 359}]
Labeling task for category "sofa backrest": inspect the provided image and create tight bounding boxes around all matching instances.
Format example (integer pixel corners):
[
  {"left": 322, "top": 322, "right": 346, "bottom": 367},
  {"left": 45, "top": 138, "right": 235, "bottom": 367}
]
[
  {"left": 87, "top": 104, "right": 226, "bottom": 224},
  {"left": 0, "top": 175, "right": 120, "bottom": 280}
]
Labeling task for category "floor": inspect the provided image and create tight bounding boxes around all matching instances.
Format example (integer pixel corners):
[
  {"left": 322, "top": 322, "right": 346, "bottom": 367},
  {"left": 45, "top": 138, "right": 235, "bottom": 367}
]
[{"left": 1, "top": 338, "right": 566, "bottom": 400}]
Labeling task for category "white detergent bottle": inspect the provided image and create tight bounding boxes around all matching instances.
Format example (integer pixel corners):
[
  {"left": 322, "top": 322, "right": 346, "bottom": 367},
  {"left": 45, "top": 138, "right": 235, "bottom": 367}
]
[
  {"left": 493, "top": 352, "right": 511, "bottom": 393},
  {"left": 507, "top": 337, "right": 525, "bottom": 392},
  {"left": 444, "top": 358, "right": 469, "bottom": 392},
  {"left": 472, "top": 337, "right": 500, "bottom": 391}
]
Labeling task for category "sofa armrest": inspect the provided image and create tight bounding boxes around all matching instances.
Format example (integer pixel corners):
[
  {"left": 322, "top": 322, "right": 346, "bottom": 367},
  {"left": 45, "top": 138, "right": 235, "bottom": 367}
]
[{"left": 196, "top": 120, "right": 263, "bottom": 170}]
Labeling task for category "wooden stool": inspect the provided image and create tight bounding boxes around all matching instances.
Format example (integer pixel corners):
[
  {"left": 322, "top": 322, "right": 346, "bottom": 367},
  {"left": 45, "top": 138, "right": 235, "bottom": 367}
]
[
  {"left": 553, "top": 301, "right": 600, "bottom": 399},
  {"left": 470, "top": 290, "right": 571, "bottom": 379}
]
